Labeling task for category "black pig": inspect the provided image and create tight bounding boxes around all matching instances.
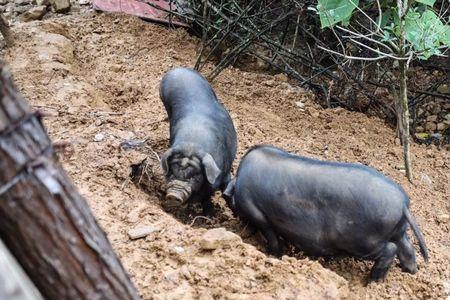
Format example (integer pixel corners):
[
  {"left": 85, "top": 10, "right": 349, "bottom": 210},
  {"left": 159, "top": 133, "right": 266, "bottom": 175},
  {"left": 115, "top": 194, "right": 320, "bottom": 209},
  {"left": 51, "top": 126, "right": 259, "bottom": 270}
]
[
  {"left": 224, "top": 145, "right": 428, "bottom": 281},
  {"left": 159, "top": 67, "right": 237, "bottom": 215}
]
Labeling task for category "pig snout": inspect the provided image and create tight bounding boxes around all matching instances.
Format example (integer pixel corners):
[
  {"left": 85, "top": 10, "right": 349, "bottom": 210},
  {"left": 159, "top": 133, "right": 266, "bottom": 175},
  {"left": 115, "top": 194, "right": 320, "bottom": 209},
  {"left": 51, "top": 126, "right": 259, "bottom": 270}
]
[{"left": 165, "top": 180, "right": 192, "bottom": 205}]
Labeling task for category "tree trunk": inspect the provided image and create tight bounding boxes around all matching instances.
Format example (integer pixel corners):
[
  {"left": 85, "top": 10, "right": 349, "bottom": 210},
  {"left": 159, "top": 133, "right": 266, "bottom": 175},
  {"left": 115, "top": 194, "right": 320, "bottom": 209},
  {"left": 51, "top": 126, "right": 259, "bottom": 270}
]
[
  {"left": 0, "top": 239, "right": 44, "bottom": 300},
  {"left": 398, "top": 59, "right": 413, "bottom": 182},
  {"left": 0, "top": 63, "right": 140, "bottom": 299},
  {"left": 0, "top": 13, "right": 13, "bottom": 47}
]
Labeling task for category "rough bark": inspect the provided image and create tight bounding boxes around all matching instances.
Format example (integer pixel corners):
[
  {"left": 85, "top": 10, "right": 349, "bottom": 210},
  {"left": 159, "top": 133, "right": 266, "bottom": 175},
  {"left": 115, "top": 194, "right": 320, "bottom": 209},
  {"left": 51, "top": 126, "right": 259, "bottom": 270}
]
[
  {"left": 0, "top": 239, "right": 44, "bottom": 300},
  {"left": 0, "top": 13, "right": 13, "bottom": 47},
  {"left": 0, "top": 63, "right": 140, "bottom": 299}
]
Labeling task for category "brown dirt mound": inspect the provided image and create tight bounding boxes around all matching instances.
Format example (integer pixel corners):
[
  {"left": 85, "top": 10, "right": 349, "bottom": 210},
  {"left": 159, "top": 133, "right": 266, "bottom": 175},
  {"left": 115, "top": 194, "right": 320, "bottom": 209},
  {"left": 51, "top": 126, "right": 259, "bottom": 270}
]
[{"left": 3, "top": 12, "right": 449, "bottom": 299}]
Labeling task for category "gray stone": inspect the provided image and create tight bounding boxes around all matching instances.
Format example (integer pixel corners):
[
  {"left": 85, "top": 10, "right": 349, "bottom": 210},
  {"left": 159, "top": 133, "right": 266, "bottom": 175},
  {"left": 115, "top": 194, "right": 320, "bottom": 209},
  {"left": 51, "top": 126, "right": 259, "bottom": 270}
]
[
  {"left": 437, "top": 84, "right": 449, "bottom": 94},
  {"left": 0, "top": 5, "right": 5, "bottom": 12},
  {"left": 420, "top": 173, "right": 432, "bottom": 188},
  {"left": 50, "top": 0, "right": 70, "bottom": 12},
  {"left": 437, "top": 123, "right": 446, "bottom": 131},
  {"left": 36, "top": 0, "right": 49, "bottom": 6},
  {"left": 14, "top": 4, "right": 31, "bottom": 13},
  {"left": 93, "top": 133, "right": 105, "bottom": 142},
  {"left": 415, "top": 126, "right": 424, "bottom": 132},
  {"left": 0, "top": 0, "right": 7, "bottom": 5},
  {"left": 437, "top": 214, "right": 450, "bottom": 224},
  {"left": 199, "top": 227, "right": 241, "bottom": 250},
  {"left": 19, "top": 5, "right": 46, "bottom": 21},
  {"left": 15, "top": 0, "right": 31, "bottom": 5},
  {"left": 444, "top": 114, "right": 450, "bottom": 121},
  {"left": 295, "top": 101, "right": 305, "bottom": 109},
  {"left": 425, "top": 121, "right": 437, "bottom": 132},
  {"left": 79, "top": 0, "right": 89, "bottom": 5},
  {"left": 426, "top": 115, "right": 438, "bottom": 122},
  {"left": 127, "top": 225, "right": 160, "bottom": 240}
]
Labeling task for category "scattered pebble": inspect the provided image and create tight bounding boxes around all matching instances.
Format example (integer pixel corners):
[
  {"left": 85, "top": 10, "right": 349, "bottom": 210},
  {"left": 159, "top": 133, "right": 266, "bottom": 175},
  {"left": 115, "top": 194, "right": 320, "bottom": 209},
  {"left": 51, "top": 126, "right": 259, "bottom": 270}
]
[
  {"left": 420, "top": 173, "right": 432, "bottom": 188},
  {"left": 172, "top": 246, "right": 185, "bottom": 254},
  {"left": 127, "top": 225, "right": 160, "bottom": 240},
  {"left": 295, "top": 101, "right": 305, "bottom": 109},
  {"left": 94, "top": 133, "right": 105, "bottom": 142},
  {"left": 437, "top": 214, "right": 450, "bottom": 224},
  {"left": 200, "top": 227, "right": 241, "bottom": 250}
]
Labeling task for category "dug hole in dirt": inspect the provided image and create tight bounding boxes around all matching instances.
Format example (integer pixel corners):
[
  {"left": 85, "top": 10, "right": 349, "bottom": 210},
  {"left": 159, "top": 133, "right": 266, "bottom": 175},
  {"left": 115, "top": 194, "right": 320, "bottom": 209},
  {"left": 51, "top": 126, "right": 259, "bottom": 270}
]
[{"left": 3, "top": 11, "right": 449, "bottom": 300}]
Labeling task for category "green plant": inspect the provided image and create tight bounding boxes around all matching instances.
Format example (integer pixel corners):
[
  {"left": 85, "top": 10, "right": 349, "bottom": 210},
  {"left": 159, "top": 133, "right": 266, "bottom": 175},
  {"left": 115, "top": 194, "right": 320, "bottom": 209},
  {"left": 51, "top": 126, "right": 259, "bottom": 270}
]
[{"left": 315, "top": 0, "right": 450, "bottom": 182}]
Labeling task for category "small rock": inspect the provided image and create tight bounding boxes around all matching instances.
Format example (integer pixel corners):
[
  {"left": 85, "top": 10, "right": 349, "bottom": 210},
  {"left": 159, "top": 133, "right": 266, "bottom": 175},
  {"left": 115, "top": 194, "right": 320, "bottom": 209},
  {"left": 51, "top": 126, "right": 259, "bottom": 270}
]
[
  {"left": 295, "top": 101, "right": 305, "bottom": 109},
  {"left": 420, "top": 173, "right": 432, "bottom": 187},
  {"left": 425, "top": 121, "right": 437, "bottom": 132},
  {"left": 93, "top": 133, "right": 105, "bottom": 142},
  {"left": 0, "top": 0, "right": 7, "bottom": 5},
  {"left": 199, "top": 227, "right": 241, "bottom": 250},
  {"left": 437, "top": 123, "right": 446, "bottom": 131},
  {"left": 50, "top": 0, "right": 70, "bottom": 12},
  {"left": 79, "top": 0, "right": 89, "bottom": 4},
  {"left": 426, "top": 115, "right": 438, "bottom": 122},
  {"left": 431, "top": 133, "right": 442, "bottom": 139},
  {"left": 417, "top": 108, "right": 424, "bottom": 116},
  {"left": 444, "top": 114, "right": 450, "bottom": 121},
  {"left": 172, "top": 246, "right": 185, "bottom": 254},
  {"left": 415, "top": 126, "right": 424, "bottom": 132},
  {"left": 127, "top": 225, "right": 160, "bottom": 240},
  {"left": 15, "top": 0, "right": 30, "bottom": 5},
  {"left": 445, "top": 119, "right": 450, "bottom": 126},
  {"left": 309, "top": 110, "right": 320, "bottom": 118},
  {"left": 19, "top": 5, "right": 46, "bottom": 21},
  {"left": 164, "top": 270, "right": 179, "bottom": 284},
  {"left": 14, "top": 4, "right": 31, "bottom": 13},
  {"left": 274, "top": 73, "right": 288, "bottom": 82},
  {"left": 437, "top": 214, "right": 450, "bottom": 224},
  {"left": 443, "top": 280, "right": 450, "bottom": 294},
  {"left": 109, "top": 64, "right": 122, "bottom": 72},
  {"left": 36, "top": 0, "right": 49, "bottom": 5},
  {"left": 437, "top": 84, "right": 449, "bottom": 94}
]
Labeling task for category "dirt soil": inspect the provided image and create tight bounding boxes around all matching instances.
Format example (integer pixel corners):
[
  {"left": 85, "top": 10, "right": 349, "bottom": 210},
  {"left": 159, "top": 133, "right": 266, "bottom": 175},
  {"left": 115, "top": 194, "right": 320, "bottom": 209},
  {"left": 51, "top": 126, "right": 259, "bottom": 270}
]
[{"left": 2, "top": 12, "right": 449, "bottom": 300}]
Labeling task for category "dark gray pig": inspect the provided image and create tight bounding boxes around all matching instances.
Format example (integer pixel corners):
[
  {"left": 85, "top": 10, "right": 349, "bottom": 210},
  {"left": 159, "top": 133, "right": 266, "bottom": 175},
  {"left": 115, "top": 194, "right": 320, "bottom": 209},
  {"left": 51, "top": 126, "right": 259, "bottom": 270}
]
[
  {"left": 159, "top": 67, "right": 237, "bottom": 215},
  {"left": 224, "top": 145, "right": 428, "bottom": 282}
]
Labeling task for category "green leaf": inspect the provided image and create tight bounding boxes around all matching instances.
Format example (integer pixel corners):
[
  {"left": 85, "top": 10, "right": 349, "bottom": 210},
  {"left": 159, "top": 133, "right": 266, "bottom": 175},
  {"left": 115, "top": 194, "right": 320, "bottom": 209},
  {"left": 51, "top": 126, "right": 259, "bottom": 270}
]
[
  {"left": 317, "top": 0, "right": 359, "bottom": 28},
  {"left": 415, "top": 0, "right": 436, "bottom": 6},
  {"left": 405, "top": 9, "right": 448, "bottom": 59},
  {"left": 442, "top": 25, "right": 450, "bottom": 46}
]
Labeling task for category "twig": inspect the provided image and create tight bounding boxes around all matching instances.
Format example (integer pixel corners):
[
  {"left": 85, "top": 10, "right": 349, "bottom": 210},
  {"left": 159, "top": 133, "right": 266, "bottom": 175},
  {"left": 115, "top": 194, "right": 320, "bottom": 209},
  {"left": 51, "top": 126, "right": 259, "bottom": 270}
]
[
  {"left": 190, "top": 215, "right": 213, "bottom": 226},
  {"left": 194, "top": 0, "right": 209, "bottom": 70},
  {"left": 318, "top": 45, "right": 408, "bottom": 61}
]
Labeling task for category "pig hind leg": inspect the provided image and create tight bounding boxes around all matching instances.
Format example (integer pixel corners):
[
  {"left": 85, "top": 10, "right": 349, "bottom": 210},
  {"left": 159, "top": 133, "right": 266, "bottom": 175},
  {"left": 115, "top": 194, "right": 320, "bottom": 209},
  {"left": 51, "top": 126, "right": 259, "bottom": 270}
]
[
  {"left": 395, "top": 234, "right": 418, "bottom": 274},
  {"left": 241, "top": 202, "right": 283, "bottom": 257},
  {"left": 369, "top": 242, "right": 398, "bottom": 282}
]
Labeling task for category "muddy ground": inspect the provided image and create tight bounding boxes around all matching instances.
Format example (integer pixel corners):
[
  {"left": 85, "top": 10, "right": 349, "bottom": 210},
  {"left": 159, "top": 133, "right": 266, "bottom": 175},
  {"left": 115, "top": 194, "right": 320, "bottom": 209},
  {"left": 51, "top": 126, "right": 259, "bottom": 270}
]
[{"left": 2, "top": 12, "right": 449, "bottom": 299}]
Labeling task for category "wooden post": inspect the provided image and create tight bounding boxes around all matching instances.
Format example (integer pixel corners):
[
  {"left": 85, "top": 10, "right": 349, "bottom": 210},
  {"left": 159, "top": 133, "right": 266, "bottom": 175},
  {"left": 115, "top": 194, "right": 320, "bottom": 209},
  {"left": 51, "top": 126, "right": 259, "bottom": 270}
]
[
  {"left": 0, "top": 63, "right": 140, "bottom": 299},
  {"left": 0, "top": 239, "right": 44, "bottom": 300}
]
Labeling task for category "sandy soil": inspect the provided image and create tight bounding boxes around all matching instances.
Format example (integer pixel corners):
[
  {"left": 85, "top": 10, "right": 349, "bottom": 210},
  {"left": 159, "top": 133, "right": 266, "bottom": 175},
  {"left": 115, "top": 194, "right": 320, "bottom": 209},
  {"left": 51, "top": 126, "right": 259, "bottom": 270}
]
[{"left": 2, "top": 12, "right": 449, "bottom": 299}]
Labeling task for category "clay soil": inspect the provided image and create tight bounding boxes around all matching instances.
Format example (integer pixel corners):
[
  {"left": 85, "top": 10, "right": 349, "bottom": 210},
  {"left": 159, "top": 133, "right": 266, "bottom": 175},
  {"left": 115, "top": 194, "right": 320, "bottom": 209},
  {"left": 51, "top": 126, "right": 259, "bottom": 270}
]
[{"left": 2, "top": 12, "right": 449, "bottom": 299}]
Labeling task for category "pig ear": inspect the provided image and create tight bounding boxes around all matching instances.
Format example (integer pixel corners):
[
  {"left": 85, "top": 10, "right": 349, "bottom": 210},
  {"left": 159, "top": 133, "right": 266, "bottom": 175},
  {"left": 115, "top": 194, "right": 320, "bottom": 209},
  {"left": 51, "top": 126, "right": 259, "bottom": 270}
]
[
  {"left": 160, "top": 148, "right": 174, "bottom": 175},
  {"left": 201, "top": 153, "right": 221, "bottom": 185}
]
